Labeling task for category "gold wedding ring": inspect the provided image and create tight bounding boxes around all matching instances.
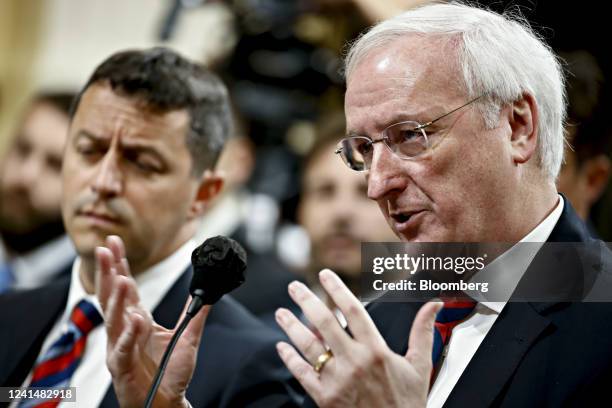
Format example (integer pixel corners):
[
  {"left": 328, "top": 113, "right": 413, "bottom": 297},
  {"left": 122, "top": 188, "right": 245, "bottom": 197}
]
[{"left": 313, "top": 350, "right": 333, "bottom": 373}]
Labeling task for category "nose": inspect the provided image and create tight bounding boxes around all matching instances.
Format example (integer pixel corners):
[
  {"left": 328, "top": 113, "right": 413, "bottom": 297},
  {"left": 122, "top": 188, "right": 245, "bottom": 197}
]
[
  {"left": 91, "top": 150, "right": 122, "bottom": 197},
  {"left": 329, "top": 191, "right": 352, "bottom": 225},
  {"left": 367, "top": 144, "right": 408, "bottom": 201}
]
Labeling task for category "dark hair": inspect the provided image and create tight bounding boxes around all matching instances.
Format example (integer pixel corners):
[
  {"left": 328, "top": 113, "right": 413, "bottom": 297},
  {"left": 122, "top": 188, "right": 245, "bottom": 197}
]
[
  {"left": 72, "top": 47, "right": 232, "bottom": 174},
  {"left": 561, "top": 50, "right": 611, "bottom": 166},
  {"left": 35, "top": 92, "right": 76, "bottom": 116},
  {"left": 301, "top": 111, "right": 346, "bottom": 176}
]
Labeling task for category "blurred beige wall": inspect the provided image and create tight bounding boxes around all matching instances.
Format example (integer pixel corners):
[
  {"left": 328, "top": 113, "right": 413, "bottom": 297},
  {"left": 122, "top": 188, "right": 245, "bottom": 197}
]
[
  {"left": 0, "top": 0, "right": 234, "bottom": 156},
  {"left": 0, "top": 0, "right": 46, "bottom": 155},
  {"left": 32, "top": 0, "right": 234, "bottom": 91}
]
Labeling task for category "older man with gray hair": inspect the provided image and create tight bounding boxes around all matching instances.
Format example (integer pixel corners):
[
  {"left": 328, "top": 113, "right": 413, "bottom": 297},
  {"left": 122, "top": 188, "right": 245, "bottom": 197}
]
[{"left": 274, "top": 2, "right": 612, "bottom": 407}]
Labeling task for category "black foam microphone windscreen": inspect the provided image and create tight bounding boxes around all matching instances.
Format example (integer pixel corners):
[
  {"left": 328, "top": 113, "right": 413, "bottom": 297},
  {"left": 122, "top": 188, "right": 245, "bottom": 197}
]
[{"left": 190, "top": 235, "right": 247, "bottom": 305}]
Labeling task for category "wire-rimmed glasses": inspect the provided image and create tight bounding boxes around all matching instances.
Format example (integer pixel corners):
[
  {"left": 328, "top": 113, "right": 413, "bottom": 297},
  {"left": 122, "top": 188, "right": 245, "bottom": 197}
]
[{"left": 335, "top": 95, "right": 484, "bottom": 171}]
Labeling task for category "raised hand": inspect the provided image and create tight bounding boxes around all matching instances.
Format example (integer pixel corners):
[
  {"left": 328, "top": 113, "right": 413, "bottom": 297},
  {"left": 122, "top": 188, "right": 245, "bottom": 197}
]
[
  {"left": 275, "top": 268, "right": 442, "bottom": 408},
  {"left": 95, "top": 235, "right": 208, "bottom": 408}
]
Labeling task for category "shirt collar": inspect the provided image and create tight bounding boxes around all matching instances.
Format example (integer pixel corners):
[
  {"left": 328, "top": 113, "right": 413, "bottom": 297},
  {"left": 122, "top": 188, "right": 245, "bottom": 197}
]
[
  {"left": 64, "top": 239, "right": 197, "bottom": 321},
  {"left": 477, "top": 195, "right": 564, "bottom": 314}
]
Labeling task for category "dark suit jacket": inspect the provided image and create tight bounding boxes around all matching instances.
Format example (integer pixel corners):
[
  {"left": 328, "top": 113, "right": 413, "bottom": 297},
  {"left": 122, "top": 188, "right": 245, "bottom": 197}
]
[
  {"left": 227, "top": 225, "right": 302, "bottom": 325},
  {"left": 0, "top": 267, "right": 303, "bottom": 407},
  {"left": 366, "top": 200, "right": 612, "bottom": 407}
]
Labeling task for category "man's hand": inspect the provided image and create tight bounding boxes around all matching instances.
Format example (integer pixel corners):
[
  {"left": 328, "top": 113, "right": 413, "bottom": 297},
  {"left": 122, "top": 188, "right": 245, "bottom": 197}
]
[
  {"left": 275, "top": 269, "right": 442, "bottom": 408},
  {"left": 95, "top": 235, "right": 208, "bottom": 408}
]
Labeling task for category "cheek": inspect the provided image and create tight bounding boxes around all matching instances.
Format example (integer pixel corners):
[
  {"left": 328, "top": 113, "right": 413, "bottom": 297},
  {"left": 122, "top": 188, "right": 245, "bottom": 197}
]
[
  {"left": 301, "top": 201, "right": 327, "bottom": 239},
  {"left": 1, "top": 158, "right": 21, "bottom": 187},
  {"left": 34, "top": 178, "right": 63, "bottom": 211},
  {"left": 61, "top": 154, "right": 84, "bottom": 193},
  {"left": 129, "top": 181, "right": 194, "bottom": 228},
  {"left": 412, "top": 144, "right": 490, "bottom": 226}
]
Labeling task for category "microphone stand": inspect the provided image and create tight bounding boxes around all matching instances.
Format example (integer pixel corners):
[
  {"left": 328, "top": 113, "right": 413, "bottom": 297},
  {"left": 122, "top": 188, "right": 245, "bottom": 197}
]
[{"left": 143, "top": 289, "right": 204, "bottom": 408}]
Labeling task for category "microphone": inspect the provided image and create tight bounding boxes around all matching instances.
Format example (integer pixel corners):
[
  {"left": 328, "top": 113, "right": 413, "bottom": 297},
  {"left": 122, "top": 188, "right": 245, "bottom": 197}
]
[{"left": 144, "top": 236, "right": 247, "bottom": 408}]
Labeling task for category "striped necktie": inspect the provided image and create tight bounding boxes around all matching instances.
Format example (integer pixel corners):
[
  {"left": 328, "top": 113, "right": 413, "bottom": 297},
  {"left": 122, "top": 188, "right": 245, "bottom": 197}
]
[
  {"left": 19, "top": 299, "right": 103, "bottom": 408},
  {"left": 431, "top": 300, "right": 477, "bottom": 370}
]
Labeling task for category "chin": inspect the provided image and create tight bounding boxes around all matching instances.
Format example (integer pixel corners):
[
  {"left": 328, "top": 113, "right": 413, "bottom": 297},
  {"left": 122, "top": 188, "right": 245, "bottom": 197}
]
[
  {"left": 398, "top": 229, "right": 453, "bottom": 243},
  {"left": 72, "top": 231, "right": 105, "bottom": 253}
]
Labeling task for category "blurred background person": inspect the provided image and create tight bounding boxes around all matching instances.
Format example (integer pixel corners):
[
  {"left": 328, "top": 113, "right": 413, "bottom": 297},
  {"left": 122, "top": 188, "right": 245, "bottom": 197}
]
[
  {"left": 296, "top": 113, "right": 398, "bottom": 306},
  {"left": 196, "top": 117, "right": 301, "bottom": 323},
  {"left": 556, "top": 50, "right": 611, "bottom": 237},
  {"left": 0, "top": 92, "right": 76, "bottom": 293}
]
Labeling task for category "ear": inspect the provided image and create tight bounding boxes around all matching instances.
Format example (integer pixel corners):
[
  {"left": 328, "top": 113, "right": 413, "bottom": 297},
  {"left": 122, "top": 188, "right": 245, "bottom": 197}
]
[
  {"left": 508, "top": 92, "right": 538, "bottom": 165},
  {"left": 188, "top": 170, "right": 225, "bottom": 219},
  {"left": 583, "top": 155, "right": 611, "bottom": 205}
]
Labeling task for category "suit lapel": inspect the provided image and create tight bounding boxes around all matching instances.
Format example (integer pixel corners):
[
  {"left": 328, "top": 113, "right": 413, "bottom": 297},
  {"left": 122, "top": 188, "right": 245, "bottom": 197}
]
[
  {"left": 151, "top": 267, "right": 192, "bottom": 328},
  {"left": 443, "top": 198, "right": 586, "bottom": 406},
  {"left": 443, "top": 302, "right": 552, "bottom": 407},
  {"left": 99, "top": 268, "right": 192, "bottom": 407},
  {"left": 0, "top": 277, "right": 69, "bottom": 386}
]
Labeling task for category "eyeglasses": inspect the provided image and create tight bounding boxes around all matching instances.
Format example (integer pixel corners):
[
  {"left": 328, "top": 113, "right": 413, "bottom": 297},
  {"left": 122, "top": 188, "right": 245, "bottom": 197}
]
[{"left": 335, "top": 95, "right": 485, "bottom": 171}]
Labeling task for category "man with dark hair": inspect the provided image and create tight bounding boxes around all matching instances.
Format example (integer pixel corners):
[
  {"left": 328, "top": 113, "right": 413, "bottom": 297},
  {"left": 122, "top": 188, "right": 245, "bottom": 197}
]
[
  {"left": 0, "top": 92, "right": 76, "bottom": 292},
  {"left": 0, "top": 47, "right": 299, "bottom": 407}
]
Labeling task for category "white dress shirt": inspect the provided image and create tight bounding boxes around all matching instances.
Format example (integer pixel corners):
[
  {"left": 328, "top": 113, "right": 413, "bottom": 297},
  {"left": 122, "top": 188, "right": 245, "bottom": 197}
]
[
  {"left": 427, "top": 196, "right": 564, "bottom": 408},
  {"left": 11, "top": 239, "right": 197, "bottom": 408}
]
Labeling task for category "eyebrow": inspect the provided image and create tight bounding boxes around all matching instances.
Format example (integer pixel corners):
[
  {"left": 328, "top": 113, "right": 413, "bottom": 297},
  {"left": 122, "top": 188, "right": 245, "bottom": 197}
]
[
  {"left": 74, "top": 130, "right": 169, "bottom": 166},
  {"left": 74, "top": 130, "right": 108, "bottom": 145},
  {"left": 345, "top": 105, "right": 448, "bottom": 137}
]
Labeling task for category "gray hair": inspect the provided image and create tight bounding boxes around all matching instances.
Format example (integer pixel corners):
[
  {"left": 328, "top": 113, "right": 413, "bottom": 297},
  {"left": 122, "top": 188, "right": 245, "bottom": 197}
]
[{"left": 345, "top": 2, "right": 566, "bottom": 180}]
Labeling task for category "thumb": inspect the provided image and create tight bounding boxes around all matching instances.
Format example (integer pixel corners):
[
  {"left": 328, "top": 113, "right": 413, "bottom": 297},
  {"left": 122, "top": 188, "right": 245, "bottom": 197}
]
[
  {"left": 404, "top": 301, "right": 443, "bottom": 375},
  {"left": 182, "top": 301, "right": 211, "bottom": 349}
]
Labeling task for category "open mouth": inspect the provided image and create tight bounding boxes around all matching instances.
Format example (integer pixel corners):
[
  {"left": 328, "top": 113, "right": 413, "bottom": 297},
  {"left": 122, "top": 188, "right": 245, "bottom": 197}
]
[
  {"left": 391, "top": 210, "right": 422, "bottom": 223},
  {"left": 391, "top": 213, "right": 412, "bottom": 223},
  {"left": 390, "top": 210, "right": 426, "bottom": 230}
]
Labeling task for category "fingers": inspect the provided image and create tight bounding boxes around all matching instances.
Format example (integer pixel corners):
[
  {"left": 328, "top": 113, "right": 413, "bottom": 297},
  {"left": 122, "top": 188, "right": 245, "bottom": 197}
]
[
  {"left": 95, "top": 235, "right": 133, "bottom": 312},
  {"left": 318, "top": 269, "right": 385, "bottom": 347},
  {"left": 95, "top": 247, "right": 115, "bottom": 311},
  {"left": 288, "top": 281, "right": 352, "bottom": 355},
  {"left": 275, "top": 307, "right": 327, "bottom": 364},
  {"left": 276, "top": 342, "right": 323, "bottom": 399},
  {"left": 404, "top": 301, "right": 443, "bottom": 375},
  {"left": 106, "top": 235, "right": 132, "bottom": 278},
  {"left": 105, "top": 275, "right": 141, "bottom": 344},
  {"left": 109, "top": 312, "right": 146, "bottom": 376},
  {"left": 182, "top": 300, "right": 211, "bottom": 349},
  {"left": 106, "top": 235, "right": 125, "bottom": 260}
]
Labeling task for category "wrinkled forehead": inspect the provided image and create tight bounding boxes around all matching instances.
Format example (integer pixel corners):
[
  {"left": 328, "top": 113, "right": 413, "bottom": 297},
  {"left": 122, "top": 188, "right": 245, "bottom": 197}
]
[
  {"left": 347, "top": 34, "right": 464, "bottom": 82},
  {"left": 71, "top": 83, "right": 190, "bottom": 143},
  {"left": 345, "top": 35, "right": 467, "bottom": 121}
]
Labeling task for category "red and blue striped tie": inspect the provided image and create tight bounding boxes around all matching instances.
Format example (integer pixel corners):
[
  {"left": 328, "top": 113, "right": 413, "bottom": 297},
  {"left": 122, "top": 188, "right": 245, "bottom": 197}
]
[
  {"left": 431, "top": 301, "right": 477, "bottom": 370},
  {"left": 19, "top": 299, "right": 103, "bottom": 408}
]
